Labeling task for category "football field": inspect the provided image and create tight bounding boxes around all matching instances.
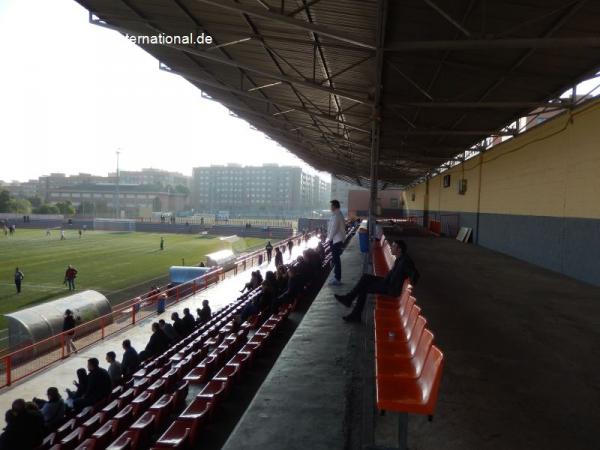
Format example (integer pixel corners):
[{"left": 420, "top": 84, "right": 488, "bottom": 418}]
[{"left": 0, "top": 229, "right": 267, "bottom": 329}]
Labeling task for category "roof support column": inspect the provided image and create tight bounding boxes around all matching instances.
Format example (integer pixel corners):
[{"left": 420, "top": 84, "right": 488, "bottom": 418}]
[{"left": 368, "top": 0, "right": 387, "bottom": 240}]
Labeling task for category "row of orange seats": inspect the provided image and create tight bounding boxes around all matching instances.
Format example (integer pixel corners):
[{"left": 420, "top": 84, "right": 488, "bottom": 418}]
[{"left": 372, "top": 236, "right": 445, "bottom": 449}]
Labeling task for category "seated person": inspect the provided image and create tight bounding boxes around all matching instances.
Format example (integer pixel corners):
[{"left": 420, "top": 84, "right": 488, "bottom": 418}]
[
  {"left": 65, "top": 368, "right": 88, "bottom": 401},
  {"left": 182, "top": 308, "right": 196, "bottom": 335},
  {"left": 275, "top": 265, "right": 288, "bottom": 294},
  {"left": 139, "top": 322, "right": 170, "bottom": 361},
  {"left": 240, "top": 271, "right": 262, "bottom": 293},
  {"left": 171, "top": 312, "right": 186, "bottom": 337},
  {"left": 105, "top": 351, "right": 122, "bottom": 386},
  {"left": 272, "top": 265, "right": 303, "bottom": 312},
  {"left": 33, "top": 387, "right": 65, "bottom": 430},
  {"left": 197, "top": 299, "right": 211, "bottom": 324},
  {"left": 334, "top": 239, "right": 419, "bottom": 323},
  {"left": 159, "top": 319, "right": 180, "bottom": 343},
  {"left": 121, "top": 339, "right": 140, "bottom": 379},
  {"left": 73, "top": 358, "right": 112, "bottom": 411},
  {"left": 0, "top": 399, "right": 45, "bottom": 450}
]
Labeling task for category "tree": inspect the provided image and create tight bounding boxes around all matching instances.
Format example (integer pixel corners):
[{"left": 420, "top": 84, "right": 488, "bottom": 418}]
[
  {"left": 174, "top": 184, "right": 190, "bottom": 195},
  {"left": 8, "top": 198, "right": 32, "bottom": 214},
  {"left": 34, "top": 204, "right": 60, "bottom": 214},
  {"left": 0, "top": 190, "right": 10, "bottom": 212},
  {"left": 27, "top": 196, "right": 43, "bottom": 208},
  {"left": 55, "top": 201, "right": 76, "bottom": 215}
]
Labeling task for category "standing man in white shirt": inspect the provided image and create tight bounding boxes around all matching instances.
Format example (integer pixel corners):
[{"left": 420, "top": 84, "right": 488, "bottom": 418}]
[{"left": 327, "top": 199, "right": 346, "bottom": 285}]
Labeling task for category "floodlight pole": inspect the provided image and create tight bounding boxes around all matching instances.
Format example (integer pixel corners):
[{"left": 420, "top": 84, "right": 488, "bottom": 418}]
[{"left": 115, "top": 149, "right": 121, "bottom": 219}]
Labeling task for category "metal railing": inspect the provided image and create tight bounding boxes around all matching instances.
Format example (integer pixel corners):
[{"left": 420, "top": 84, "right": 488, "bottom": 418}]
[{"left": 0, "top": 233, "right": 309, "bottom": 389}]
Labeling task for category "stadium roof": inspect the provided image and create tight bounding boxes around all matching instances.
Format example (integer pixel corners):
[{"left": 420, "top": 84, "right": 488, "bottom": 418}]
[{"left": 76, "top": 0, "right": 600, "bottom": 186}]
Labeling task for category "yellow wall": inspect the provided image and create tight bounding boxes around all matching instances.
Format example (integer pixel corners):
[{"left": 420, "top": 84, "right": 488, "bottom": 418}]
[{"left": 403, "top": 99, "right": 600, "bottom": 220}]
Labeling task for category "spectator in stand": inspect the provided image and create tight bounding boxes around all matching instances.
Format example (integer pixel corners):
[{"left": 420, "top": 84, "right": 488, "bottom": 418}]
[
  {"left": 64, "top": 265, "right": 78, "bottom": 291},
  {"left": 0, "top": 399, "right": 45, "bottom": 450},
  {"left": 272, "top": 265, "right": 303, "bottom": 312},
  {"left": 287, "top": 239, "right": 294, "bottom": 257},
  {"left": 159, "top": 319, "right": 180, "bottom": 343},
  {"left": 197, "top": 300, "right": 211, "bottom": 324},
  {"left": 171, "top": 312, "right": 186, "bottom": 337},
  {"left": 274, "top": 247, "right": 283, "bottom": 268},
  {"left": 121, "top": 339, "right": 140, "bottom": 379},
  {"left": 73, "top": 358, "right": 112, "bottom": 411},
  {"left": 140, "top": 323, "right": 170, "bottom": 361},
  {"left": 316, "top": 242, "right": 326, "bottom": 261},
  {"left": 265, "top": 241, "right": 273, "bottom": 264},
  {"left": 63, "top": 309, "right": 78, "bottom": 355},
  {"left": 65, "top": 368, "right": 88, "bottom": 402},
  {"left": 275, "top": 265, "right": 288, "bottom": 294},
  {"left": 182, "top": 308, "right": 196, "bottom": 335},
  {"left": 240, "top": 271, "right": 262, "bottom": 294},
  {"left": 105, "top": 351, "right": 122, "bottom": 386},
  {"left": 335, "top": 240, "right": 419, "bottom": 323},
  {"left": 239, "top": 271, "right": 278, "bottom": 322},
  {"left": 327, "top": 200, "right": 346, "bottom": 286},
  {"left": 32, "top": 387, "right": 65, "bottom": 430}
]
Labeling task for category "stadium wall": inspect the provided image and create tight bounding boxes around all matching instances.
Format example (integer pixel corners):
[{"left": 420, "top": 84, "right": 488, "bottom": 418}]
[{"left": 403, "top": 99, "right": 600, "bottom": 286}]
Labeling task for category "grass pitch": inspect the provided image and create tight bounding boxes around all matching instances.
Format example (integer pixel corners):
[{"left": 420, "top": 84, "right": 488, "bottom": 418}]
[{"left": 0, "top": 229, "right": 267, "bottom": 329}]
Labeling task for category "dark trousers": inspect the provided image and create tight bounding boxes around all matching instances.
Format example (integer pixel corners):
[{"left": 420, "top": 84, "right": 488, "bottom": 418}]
[
  {"left": 331, "top": 241, "right": 343, "bottom": 280},
  {"left": 67, "top": 279, "right": 75, "bottom": 290},
  {"left": 15, "top": 281, "right": 21, "bottom": 293},
  {"left": 347, "top": 274, "right": 388, "bottom": 317},
  {"left": 266, "top": 250, "right": 272, "bottom": 263}
]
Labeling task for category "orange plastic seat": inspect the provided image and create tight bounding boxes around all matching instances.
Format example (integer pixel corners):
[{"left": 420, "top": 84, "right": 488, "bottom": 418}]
[
  {"left": 91, "top": 420, "right": 117, "bottom": 449},
  {"left": 74, "top": 437, "right": 97, "bottom": 450},
  {"left": 154, "top": 420, "right": 190, "bottom": 449},
  {"left": 375, "top": 304, "right": 421, "bottom": 343},
  {"left": 60, "top": 426, "right": 85, "bottom": 450},
  {"left": 149, "top": 394, "right": 174, "bottom": 429},
  {"left": 128, "top": 411, "right": 156, "bottom": 448},
  {"left": 112, "top": 405, "right": 134, "bottom": 434},
  {"left": 197, "top": 380, "right": 228, "bottom": 405},
  {"left": 106, "top": 430, "right": 135, "bottom": 450},
  {"left": 375, "top": 316, "right": 427, "bottom": 359},
  {"left": 131, "top": 391, "right": 153, "bottom": 417},
  {"left": 376, "top": 329, "right": 434, "bottom": 379},
  {"left": 214, "top": 363, "right": 240, "bottom": 384},
  {"left": 376, "top": 345, "right": 444, "bottom": 415}
]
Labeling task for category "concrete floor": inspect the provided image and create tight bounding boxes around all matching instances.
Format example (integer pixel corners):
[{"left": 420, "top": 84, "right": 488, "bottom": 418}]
[
  {"left": 0, "top": 237, "right": 319, "bottom": 425},
  {"left": 377, "top": 235, "right": 600, "bottom": 450}
]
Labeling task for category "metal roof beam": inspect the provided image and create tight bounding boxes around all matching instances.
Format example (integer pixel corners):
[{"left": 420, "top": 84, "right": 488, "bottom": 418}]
[
  {"left": 194, "top": 0, "right": 376, "bottom": 50},
  {"left": 385, "top": 101, "right": 571, "bottom": 109},
  {"left": 386, "top": 36, "right": 600, "bottom": 51},
  {"left": 386, "top": 130, "right": 516, "bottom": 136}
]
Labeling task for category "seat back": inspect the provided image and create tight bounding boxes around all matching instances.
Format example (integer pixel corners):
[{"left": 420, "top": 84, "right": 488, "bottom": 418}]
[
  {"left": 418, "top": 345, "right": 445, "bottom": 414},
  {"left": 412, "top": 330, "right": 434, "bottom": 376},
  {"left": 403, "top": 305, "right": 421, "bottom": 340},
  {"left": 400, "top": 295, "right": 416, "bottom": 323},
  {"left": 406, "top": 316, "right": 427, "bottom": 356}
]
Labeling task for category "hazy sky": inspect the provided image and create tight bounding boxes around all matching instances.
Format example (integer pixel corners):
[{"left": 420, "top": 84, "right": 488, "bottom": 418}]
[{"left": 0, "top": 0, "right": 330, "bottom": 183}]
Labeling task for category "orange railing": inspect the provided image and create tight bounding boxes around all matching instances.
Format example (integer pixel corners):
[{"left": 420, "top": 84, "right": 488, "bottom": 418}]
[{"left": 0, "top": 232, "right": 311, "bottom": 389}]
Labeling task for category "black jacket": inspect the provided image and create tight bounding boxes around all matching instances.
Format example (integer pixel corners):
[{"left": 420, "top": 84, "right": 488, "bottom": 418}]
[
  {"left": 63, "top": 315, "right": 76, "bottom": 334},
  {"left": 83, "top": 367, "right": 112, "bottom": 405},
  {"left": 172, "top": 317, "right": 186, "bottom": 337},
  {"left": 384, "top": 254, "right": 418, "bottom": 296},
  {"left": 144, "top": 329, "right": 169, "bottom": 358},
  {"left": 182, "top": 313, "right": 196, "bottom": 335},
  {"left": 121, "top": 347, "right": 140, "bottom": 379}
]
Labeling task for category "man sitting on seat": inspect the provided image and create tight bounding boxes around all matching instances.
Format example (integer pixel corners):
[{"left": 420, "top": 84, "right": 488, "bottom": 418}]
[
  {"left": 73, "top": 358, "right": 112, "bottom": 411},
  {"left": 334, "top": 239, "right": 418, "bottom": 323}
]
